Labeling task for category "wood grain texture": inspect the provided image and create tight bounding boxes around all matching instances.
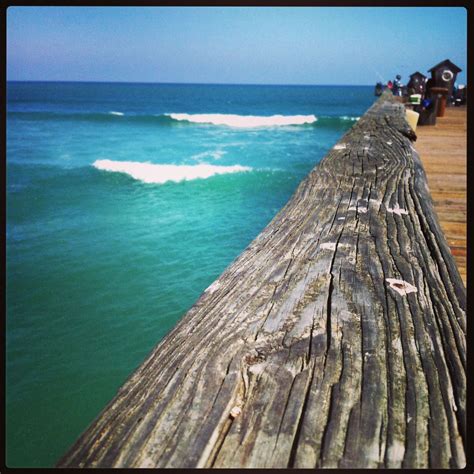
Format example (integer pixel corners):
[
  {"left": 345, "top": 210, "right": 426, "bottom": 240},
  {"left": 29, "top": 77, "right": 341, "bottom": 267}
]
[
  {"left": 57, "top": 93, "right": 466, "bottom": 469},
  {"left": 413, "top": 106, "right": 467, "bottom": 286}
]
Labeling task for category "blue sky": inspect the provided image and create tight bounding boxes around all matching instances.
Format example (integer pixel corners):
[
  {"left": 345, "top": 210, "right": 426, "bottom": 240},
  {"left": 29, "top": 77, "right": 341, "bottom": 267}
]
[{"left": 7, "top": 6, "right": 467, "bottom": 85}]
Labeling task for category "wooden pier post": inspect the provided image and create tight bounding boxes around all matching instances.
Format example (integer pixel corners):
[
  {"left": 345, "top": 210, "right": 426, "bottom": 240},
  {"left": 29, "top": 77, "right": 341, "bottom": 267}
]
[{"left": 58, "top": 92, "right": 466, "bottom": 469}]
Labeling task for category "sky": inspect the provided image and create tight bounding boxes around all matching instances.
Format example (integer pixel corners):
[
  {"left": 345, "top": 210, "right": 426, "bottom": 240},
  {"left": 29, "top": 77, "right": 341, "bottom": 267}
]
[{"left": 7, "top": 6, "right": 467, "bottom": 85}]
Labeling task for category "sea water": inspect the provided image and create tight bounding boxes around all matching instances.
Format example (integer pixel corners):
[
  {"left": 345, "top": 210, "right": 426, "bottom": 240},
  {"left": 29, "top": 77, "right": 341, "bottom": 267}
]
[{"left": 6, "top": 82, "right": 374, "bottom": 466}]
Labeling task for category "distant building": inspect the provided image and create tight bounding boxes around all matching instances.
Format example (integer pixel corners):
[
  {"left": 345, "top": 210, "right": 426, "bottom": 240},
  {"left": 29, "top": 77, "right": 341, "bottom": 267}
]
[
  {"left": 428, "top": 59, "right": 462, "bottom": 98},
  {"left": 407, "top": 71, "right": 427, "bottom": 96}
]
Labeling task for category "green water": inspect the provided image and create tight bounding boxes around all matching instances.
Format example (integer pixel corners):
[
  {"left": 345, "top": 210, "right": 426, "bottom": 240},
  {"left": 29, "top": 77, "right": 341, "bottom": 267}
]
[{"left": 6, "top": 81, "right": 374, "bottom": 466}]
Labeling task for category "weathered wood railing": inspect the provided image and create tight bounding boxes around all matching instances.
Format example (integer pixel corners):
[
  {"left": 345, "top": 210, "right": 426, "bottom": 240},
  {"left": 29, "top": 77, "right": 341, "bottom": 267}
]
[{"left": 58, "top": 93, "right": 466, "bottom": 469}]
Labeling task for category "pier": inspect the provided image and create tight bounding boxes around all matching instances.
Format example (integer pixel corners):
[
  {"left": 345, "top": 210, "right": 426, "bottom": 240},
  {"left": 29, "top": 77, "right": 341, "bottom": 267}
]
[
  {"left": 414, "top": 106, "right": 467, "bottom": 286},
  {"left": 57, "top": 92, "right": 466, "bottom": 469}
]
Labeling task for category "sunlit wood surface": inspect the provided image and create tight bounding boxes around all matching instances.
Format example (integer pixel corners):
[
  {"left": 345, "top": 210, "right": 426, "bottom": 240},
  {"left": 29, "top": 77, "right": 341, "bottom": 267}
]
[{"left": 414, "top": 106, "right": 467, "bottom": 286}]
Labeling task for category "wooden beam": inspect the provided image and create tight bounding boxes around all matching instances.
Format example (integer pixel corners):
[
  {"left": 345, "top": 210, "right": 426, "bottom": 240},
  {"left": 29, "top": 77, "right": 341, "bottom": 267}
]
[{"left": 57, "top": 93, "right": 466, "bottom": 469}]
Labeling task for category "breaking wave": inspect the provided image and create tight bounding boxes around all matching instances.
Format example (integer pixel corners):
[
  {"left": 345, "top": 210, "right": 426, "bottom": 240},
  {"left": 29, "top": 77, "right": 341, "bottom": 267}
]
[
  {"left": 92, "top": 159, "right": 252, "bottom": 184},
  {"left": 165, "top": 113, "right": 317, "bottom": 127},
  {"left": 10, "top": 111, "right": 359, "bottom": 129}
]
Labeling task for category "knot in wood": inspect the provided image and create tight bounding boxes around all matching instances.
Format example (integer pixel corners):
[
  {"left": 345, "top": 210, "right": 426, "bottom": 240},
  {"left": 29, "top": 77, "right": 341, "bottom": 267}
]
[{"left": 229, "top": 406, "right": 242, "bottom": 419}]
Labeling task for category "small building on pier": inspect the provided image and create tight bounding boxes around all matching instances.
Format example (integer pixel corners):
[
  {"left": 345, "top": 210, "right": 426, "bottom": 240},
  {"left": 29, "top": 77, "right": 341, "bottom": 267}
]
[
  {"left": 428, "top": 59, "right": 462, "bottom": 98},
  {"left": 407, "top": 71, "right": 427, "bottom": 96}
]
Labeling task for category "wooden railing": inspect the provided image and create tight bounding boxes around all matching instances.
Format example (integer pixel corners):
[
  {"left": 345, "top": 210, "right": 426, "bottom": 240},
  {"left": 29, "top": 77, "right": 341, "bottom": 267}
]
[{"left": 58, "top": 92, "right": 466, "bottom": 469}]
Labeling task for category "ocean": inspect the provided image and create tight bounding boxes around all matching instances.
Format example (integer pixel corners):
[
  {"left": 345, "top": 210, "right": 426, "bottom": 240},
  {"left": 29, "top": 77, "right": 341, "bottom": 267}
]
[{"left": 6, "top": 81, "right": 375, "bottom": 467}]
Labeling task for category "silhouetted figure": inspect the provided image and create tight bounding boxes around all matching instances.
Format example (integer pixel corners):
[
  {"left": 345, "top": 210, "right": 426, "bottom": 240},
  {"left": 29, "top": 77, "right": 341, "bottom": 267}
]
[
  {"left": 374, "top": 82, "right": 384, "bottom": 96},
  {"left": 453, "top": 84, "right": 466, "bottom": 106},
  {"left": 392, "top": 75, "right": 403, "bottom": 96}
]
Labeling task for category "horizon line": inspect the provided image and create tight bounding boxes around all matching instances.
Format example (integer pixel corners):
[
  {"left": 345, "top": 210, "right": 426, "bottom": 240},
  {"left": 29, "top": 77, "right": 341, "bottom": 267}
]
[{"left": 7, "top": 79, "right": 374, "bottom": 87}]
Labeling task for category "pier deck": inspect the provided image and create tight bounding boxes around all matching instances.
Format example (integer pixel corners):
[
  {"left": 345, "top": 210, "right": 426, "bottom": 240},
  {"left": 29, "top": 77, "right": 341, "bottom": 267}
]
[{"left": 414, "top": 106, "right": 467, "bottom": 285}]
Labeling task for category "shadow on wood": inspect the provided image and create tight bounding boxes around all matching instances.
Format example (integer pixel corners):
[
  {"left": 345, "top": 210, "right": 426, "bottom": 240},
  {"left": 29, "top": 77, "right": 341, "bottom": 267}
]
[{"left": 57, "top": 92, "right": 466, "bottom": 469}]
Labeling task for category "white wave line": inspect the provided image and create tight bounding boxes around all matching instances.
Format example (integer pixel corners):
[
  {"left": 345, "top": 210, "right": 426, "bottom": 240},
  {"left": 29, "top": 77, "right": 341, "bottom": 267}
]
[
  {"left": 93, "top": 159, "right": 252, "bottom": 184},
  {"left": 166, "top": 113, "right": 317, "bottom": 128}
]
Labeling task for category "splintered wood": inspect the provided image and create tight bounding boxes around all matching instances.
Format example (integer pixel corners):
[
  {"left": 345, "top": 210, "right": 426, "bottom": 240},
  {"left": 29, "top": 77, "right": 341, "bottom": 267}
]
[{"left": 58, "top": 93, "right": 466, "bottom": 469}]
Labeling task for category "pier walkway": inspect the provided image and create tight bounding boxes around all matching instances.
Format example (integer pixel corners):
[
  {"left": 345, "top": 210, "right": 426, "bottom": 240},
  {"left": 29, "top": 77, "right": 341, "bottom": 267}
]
[{"left": 414, "top": 106, "right": 467, "bottom": 285}]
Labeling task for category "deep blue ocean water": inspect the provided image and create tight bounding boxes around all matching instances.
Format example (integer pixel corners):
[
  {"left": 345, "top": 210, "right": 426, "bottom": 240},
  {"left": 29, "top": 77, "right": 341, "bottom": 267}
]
[{"left": 6, "top": 81, "right": 375, "bottom": 466}]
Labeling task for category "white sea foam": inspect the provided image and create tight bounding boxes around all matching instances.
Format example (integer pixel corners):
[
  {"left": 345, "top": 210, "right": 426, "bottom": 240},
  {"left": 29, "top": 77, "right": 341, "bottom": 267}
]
[
  {"left": 93, "top": 159, "right": 252, "bottom": 184},
  {"left": 191, "top": 149, "right": 227, "bottom": 161},
  {"left": 109, "top": 111, "right": 124, "bottom": 116},
  {"left": 166, "top": 113, "right": 317, "bottom": 128},
  {"left": 340, "top": 116, "right": 360, "bottom": 121}
]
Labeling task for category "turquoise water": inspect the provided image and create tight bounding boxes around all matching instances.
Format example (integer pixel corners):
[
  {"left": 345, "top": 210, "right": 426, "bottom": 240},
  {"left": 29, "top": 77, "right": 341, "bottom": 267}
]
[{"left": 6, "top": 82, "right": 374, "bottom": 467}]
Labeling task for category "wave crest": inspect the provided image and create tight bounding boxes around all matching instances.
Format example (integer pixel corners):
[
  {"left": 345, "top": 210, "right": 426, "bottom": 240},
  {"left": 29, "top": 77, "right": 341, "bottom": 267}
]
[
  {"left": 166, "top": 113, "right": 317, "bottom": 128},
  {"left": 10, "top": 111, "right": 360, "bottom": 129},
  {"left": 93, "top": 159, "right": 252, "bottom": 184}
]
